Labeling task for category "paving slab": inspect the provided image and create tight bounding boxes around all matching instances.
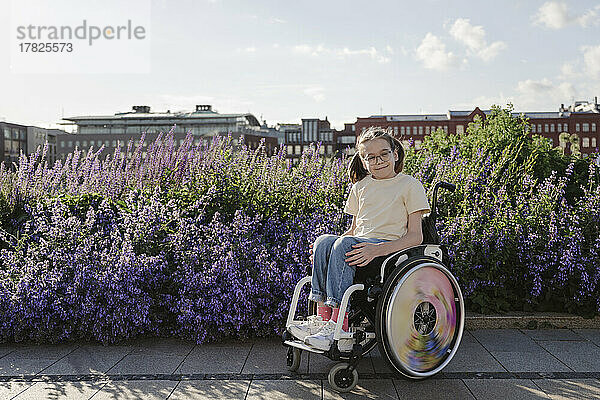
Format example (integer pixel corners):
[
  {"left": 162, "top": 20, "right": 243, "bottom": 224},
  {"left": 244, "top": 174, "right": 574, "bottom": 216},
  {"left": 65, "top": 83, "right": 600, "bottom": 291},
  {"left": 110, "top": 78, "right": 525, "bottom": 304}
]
[
  {"left": 323, "top": 378, "right": 398, "bottom": 399},
  {"left": 490, "top": 351, "right": 572, "bottom": 373},
  {"left": 243, "top": 339, "right": 309, "bottom": 375},
  {"left": 92, "top": 379, "right": 178, "bottom": 400},
  {"left": 169, "top": 380, "right": 250, "bottom": 400},
  {"left": 520, "top": 329, "right": 586, "bottom": 342},
  {"left": 4, "top": 343, "right": 78, "bottom": 360},
  {"left": 247, "top": 380, "right": 321, "bottom": 400},
  {"left": 0, "top": 345, "right": 13, "bottom": 359},
  {"left": 0, "top": 382, "right": 36, "bottom": 399},
  {"left": 573, "top": 329, "right": 600, "bottom": 347},
  {"left": 40, "top": 344, "right": 133, "bottom": 375},
  {"left": 14, "top": 380, "right": 107, "bottom": 399},
  {"left": 464, "top": 378, "right": 551, "bottom": 399},
  {"left": 443, "top": 331, "right": 505, "bottom": 373},
  {"left": 0, "top": 356, "right": 58, "bottom": 376},
  {"left": 394, "top": 378, "right": 475, "bottom": 400},
  {"left": 105, "top": 354, "right": 185, "bottom": 375},
  {"left": 369, "top": 346, "right": 396, "bottom": 374},
  {"left": 470, "top": 329, "right": 544, "bottom": 353},
  {"left": 128, "top": 338, "right": 195, "bottom": 357},
  {"left": 176, "top": 341, "right": 252, "bottom": 374},
  {"left": 537, "top": 341, "right": 600, "bottom": 372},
  {"left": 534, "top": 379, "right": 600, "bottom": 400},
  {"left": 308, "top": 350, "right": 374, "bottom": 375}
]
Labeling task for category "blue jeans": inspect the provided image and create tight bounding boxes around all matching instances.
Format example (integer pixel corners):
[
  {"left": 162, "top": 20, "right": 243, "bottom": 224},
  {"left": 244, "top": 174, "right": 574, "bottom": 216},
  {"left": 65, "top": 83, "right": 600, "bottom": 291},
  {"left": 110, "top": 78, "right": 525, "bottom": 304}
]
[{"left": 308, "top": 234, "right": 390, "bottom": 308}]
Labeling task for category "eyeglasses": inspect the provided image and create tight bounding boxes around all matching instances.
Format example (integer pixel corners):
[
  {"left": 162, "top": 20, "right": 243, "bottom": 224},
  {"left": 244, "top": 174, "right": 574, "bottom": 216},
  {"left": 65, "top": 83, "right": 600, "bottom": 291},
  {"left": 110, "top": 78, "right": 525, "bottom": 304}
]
[{"left": 362, "top": 149, "right": 392, "bottom": 165}]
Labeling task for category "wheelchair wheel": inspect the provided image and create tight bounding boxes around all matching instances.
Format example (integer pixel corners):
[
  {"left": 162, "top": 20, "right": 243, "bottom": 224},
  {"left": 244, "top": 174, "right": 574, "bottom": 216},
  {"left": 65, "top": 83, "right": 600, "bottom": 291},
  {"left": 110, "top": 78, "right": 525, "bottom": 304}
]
[
  {"left": 328, "top": 362, "right": 359, "bottom": 393},
  {"left": 375, "top": 257, "right": 464, "bottom": 379},
  {"left": 286, "top": 347, "right": 302, "bottom": 372}
]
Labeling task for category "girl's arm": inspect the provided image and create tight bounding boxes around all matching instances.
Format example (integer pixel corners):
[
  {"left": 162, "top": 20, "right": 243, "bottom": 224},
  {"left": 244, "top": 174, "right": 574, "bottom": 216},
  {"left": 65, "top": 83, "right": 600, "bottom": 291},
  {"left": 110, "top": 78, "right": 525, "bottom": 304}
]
[
  {"left": 378, "top": 211, "right": 424, "bottom": 255},
  {"left": 341, "top": 215, "right": 357, "bottom": 237}
]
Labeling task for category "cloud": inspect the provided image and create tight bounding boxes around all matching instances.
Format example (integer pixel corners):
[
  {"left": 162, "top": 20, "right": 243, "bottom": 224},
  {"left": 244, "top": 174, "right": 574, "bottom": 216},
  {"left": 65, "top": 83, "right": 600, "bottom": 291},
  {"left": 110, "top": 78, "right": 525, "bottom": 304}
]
[
  {"left": 516, "top": 78, "right": 577, "bottom": 107},
  {"left": 293, "top": 44, "right": 390, "bottom": 63},
  {"left": 303, "top": 86, "right": 325, "bottom": 102},
  {"left": 582, "top": 44, "right": 600, "bottom": 78},
  {"left": 415, "top": 33, "right": 457, "bottom": 70},
  {"left": 533, "top": 2, "right": 600, "bottom": 29},
  {"left": 449, "top": 18, "right": 507, "bottom": 61}
]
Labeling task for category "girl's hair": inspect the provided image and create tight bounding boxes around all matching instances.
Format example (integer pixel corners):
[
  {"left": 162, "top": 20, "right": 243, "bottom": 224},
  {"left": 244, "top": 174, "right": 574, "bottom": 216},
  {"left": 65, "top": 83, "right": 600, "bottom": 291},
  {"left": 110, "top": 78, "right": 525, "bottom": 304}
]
[{"left": 348, "top": 126, "right": 405, "bottom": 184}]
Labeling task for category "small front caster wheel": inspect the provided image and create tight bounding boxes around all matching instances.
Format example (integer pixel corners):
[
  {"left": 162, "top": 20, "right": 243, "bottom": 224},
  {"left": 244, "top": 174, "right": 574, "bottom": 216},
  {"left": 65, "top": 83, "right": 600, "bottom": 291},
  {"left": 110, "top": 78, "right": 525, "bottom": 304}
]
[
  {"left": 328, "top": 362, "right": 359, "bottom": 393},
  {"left": 286, "top": 347, "right": 301, "bottom": 372}
]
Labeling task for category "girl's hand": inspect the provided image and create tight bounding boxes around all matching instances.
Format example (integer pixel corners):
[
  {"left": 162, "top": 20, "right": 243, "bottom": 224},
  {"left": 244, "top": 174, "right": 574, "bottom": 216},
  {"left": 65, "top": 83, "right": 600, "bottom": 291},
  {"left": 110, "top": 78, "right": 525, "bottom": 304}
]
[
  {"left": 345, "top": 242, "right": 384, "bottom": 267},
  {"left": 309, "top": 243, "right": 313, "bottom": 264}
]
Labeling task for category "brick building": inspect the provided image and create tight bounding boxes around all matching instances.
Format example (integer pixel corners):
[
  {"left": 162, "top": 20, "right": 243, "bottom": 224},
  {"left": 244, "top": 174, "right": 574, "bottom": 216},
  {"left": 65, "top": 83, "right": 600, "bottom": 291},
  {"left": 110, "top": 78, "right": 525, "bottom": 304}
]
[{"left": 355, "top": 99, "right": 600, "bottom": 155}]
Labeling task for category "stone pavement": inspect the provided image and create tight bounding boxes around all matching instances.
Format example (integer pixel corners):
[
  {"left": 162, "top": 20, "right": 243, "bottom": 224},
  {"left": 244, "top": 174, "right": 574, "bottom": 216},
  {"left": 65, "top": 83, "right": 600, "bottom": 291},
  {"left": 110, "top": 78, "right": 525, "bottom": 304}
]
[{"left": 1, "top": 329, "right": 600, "bottom": 399}]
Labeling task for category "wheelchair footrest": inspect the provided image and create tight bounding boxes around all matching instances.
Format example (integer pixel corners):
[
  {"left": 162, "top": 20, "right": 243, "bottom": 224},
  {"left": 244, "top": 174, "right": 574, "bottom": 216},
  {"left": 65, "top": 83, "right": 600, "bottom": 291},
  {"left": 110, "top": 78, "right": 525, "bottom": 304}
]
[{"left": 284, "top": 340, "right": 326, "bottom": 354}]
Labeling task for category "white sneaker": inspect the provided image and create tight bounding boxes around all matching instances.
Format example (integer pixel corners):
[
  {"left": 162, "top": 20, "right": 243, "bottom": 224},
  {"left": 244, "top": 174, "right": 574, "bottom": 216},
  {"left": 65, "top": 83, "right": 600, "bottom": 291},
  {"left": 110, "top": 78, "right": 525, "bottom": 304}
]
[
  {"left": 304, "top": 319, "right": 352, "bottom": 351},
  {"left": 287, "top": 315, "right": 328, "bottom": 341}
]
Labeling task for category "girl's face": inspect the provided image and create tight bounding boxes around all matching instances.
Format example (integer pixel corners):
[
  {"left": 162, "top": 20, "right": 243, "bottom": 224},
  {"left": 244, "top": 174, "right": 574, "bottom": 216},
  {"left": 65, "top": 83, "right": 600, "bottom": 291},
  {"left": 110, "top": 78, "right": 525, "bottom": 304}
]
[{"left": 359, "top": 137, "right": 399, "bottom": 180}]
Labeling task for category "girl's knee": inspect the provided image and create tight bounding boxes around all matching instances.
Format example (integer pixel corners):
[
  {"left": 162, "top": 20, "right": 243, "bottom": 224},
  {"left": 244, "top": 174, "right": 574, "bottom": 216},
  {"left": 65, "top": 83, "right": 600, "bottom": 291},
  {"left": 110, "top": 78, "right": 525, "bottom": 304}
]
[
  {"left": 314, "top": 234, "right": 338, "bottom": 248},
  {"left": 332, "top": 236, "right": 356, "bottom": 250}
]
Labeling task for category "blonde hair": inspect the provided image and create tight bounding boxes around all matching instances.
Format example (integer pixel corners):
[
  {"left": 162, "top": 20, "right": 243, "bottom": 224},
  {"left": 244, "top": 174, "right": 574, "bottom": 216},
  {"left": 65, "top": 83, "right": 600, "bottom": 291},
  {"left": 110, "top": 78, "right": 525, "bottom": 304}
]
[{"left": 348, "top": 126, "right": 405, "bottom": 184}]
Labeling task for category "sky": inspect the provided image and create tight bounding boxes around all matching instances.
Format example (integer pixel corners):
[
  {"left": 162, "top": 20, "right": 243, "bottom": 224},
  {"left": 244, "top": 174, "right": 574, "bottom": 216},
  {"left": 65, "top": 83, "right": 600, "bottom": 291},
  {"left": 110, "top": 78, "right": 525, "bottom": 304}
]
[{"left": 1, "top": 0, "right": 600, "bottom": 131}]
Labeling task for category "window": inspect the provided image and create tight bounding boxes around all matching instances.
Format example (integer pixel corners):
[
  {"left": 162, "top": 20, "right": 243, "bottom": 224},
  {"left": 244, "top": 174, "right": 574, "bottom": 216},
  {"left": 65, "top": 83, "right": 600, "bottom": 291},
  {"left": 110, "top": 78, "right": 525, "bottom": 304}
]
[
  {"left": 418, "top": 126, "right": 423, "bottom": 135},
  {"left": 592, "top": 123, "right": 597, "bottom": 132},
  {"left": 592, "top": 138, "right": 597, "bottom": 147},
  {"left": 351, "top": 125, "right": 355, "bottom": 132},
  {"left": 3, "top": 128, "right": 9, "bottom": 139},
  {"left": 61, "top": 141, "right": 65, "bottom": 148},
  {"left": 319, "top": 146, "right": 325, "bottom": 155},
  {"left": 75, "top": 141, "right": 80, "bottom": 147},
  {"left": 576, "top": 123, "right": 580, "bottom": 132},
  {"left": 394, "top": 126, "right": 398, "bottom": 135},
  {"left": 563, "top": 123, "right": 568, "bottom": 132},
  {"left": 443, "top": 126, "right": 448, "bottom": 133},
  {"left": 68, "top": 141, "right": 72, "bottom": 147},
  {"left": 544, "top": 124, "right": 549, "bottom": 133},
  {"left": 415, "top": 139, "right": 422, "bottom": 149},
  {"left": 83, "top": 140, "right": 88, "bottom": 147},
  {"left": 412, "top": 127, "right": 417, "bottom": 135},
  {"left": 582, "top": 137, "right": 589, "bottom": 148},
  {"left": 583, "top": 123, "right": 589, "bottom": 132},
  {"left": 401, "top": 127, "right": 405, "bottom": 135},
  {"left": 537, "top": 124, "right": 542, "bottom": 132},
  {"left": 326, "top": 145, "right": 332, "bottom": 154},
  {"left": 425, "top": 126, "right": 430, "bottom": 135},
  {"left": 550, "top": 124, "right": 555, "bottom": 132},
  {"left": 105, "top": 140, "right": 109, "bottom": 147},
  {"left": 295, "top": 145, "right": 301, "bottom": 154},
  {"left": 532, "top": 124, "right": 536, "bottom": 133},
  {"left": 112, "top": 140, "right": 116, "bottom": 147},
  {"left": 456, "top": 125, "right": 464, "bottom": 135},
  {"left": 287, "top": 145, "right": 293, "bottom": 154},
  {"left": 90, "top": 140, "right": 95, "bottom": 147}
]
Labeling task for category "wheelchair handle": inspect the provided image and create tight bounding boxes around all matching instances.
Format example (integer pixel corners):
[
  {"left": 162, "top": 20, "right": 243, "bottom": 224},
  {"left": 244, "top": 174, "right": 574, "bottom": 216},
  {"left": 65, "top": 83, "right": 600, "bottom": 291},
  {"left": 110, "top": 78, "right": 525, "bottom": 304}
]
[{"left": 430, "top": 181, "right": 456, "bottom": 223}]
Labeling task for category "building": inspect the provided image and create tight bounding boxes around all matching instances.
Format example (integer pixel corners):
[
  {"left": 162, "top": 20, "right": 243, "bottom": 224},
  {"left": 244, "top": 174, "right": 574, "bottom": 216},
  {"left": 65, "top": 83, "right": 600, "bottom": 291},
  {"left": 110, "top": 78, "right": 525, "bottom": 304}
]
[
  {"left": 1, "top": 122, "right": 28, "bottom": 167},
  {"left": 57, "top": 104, "right": 266, "bottom": 160},
  {"left": 355, "top": 98, "right": 600, "bottom": 155},
  {"left": 283, "top": 117, "right": 337, "bottom": 163},
  {"left": 27, "top": 126, "right": 60, "bottom": 165},
  {"left": 336, "top": 123, "right": 357, "bottom": 157}
]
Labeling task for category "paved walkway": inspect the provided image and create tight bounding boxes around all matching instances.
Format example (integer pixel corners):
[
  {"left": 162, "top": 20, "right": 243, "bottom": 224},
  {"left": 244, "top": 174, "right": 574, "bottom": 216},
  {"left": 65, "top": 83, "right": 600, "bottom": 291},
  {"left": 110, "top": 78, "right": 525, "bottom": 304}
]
[{"left": 1, "top": 329, "right": 600, "bottom": 399}]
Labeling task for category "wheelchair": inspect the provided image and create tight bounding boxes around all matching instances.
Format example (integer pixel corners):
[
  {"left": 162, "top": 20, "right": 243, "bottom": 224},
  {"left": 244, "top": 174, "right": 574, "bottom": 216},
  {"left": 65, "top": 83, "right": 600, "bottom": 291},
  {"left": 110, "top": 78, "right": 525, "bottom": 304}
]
[{"left": 282, "top": 181, "right": 464, "bottom": 393}]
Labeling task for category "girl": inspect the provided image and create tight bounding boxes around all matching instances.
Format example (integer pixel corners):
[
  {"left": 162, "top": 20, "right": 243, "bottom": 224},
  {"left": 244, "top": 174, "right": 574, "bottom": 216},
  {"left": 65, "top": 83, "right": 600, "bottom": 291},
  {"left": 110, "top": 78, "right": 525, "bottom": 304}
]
[{"left": 288, "top": 126, "right": 431, "bottom": 351}]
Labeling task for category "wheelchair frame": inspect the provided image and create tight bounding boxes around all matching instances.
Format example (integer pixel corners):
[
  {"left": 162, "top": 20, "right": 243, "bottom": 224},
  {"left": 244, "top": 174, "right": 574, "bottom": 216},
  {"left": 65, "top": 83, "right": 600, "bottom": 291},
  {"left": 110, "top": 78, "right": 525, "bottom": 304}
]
[{"left": 282, "top": 181, "right": 464, "bottom": 393}]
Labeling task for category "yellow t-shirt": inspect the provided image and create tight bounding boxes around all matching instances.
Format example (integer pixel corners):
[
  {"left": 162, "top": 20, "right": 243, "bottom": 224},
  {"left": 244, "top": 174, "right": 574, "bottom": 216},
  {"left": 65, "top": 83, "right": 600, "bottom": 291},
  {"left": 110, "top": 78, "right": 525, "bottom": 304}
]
[{"left": 343, "top": 173, "right": 431, "bottom": 240}]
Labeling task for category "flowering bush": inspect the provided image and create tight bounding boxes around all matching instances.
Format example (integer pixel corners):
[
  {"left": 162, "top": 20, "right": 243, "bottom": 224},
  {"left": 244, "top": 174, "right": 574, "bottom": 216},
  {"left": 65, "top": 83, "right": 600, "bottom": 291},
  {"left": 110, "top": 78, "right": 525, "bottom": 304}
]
[{"left": 0, "top": 105, "right": 598, "bottom": 344}]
